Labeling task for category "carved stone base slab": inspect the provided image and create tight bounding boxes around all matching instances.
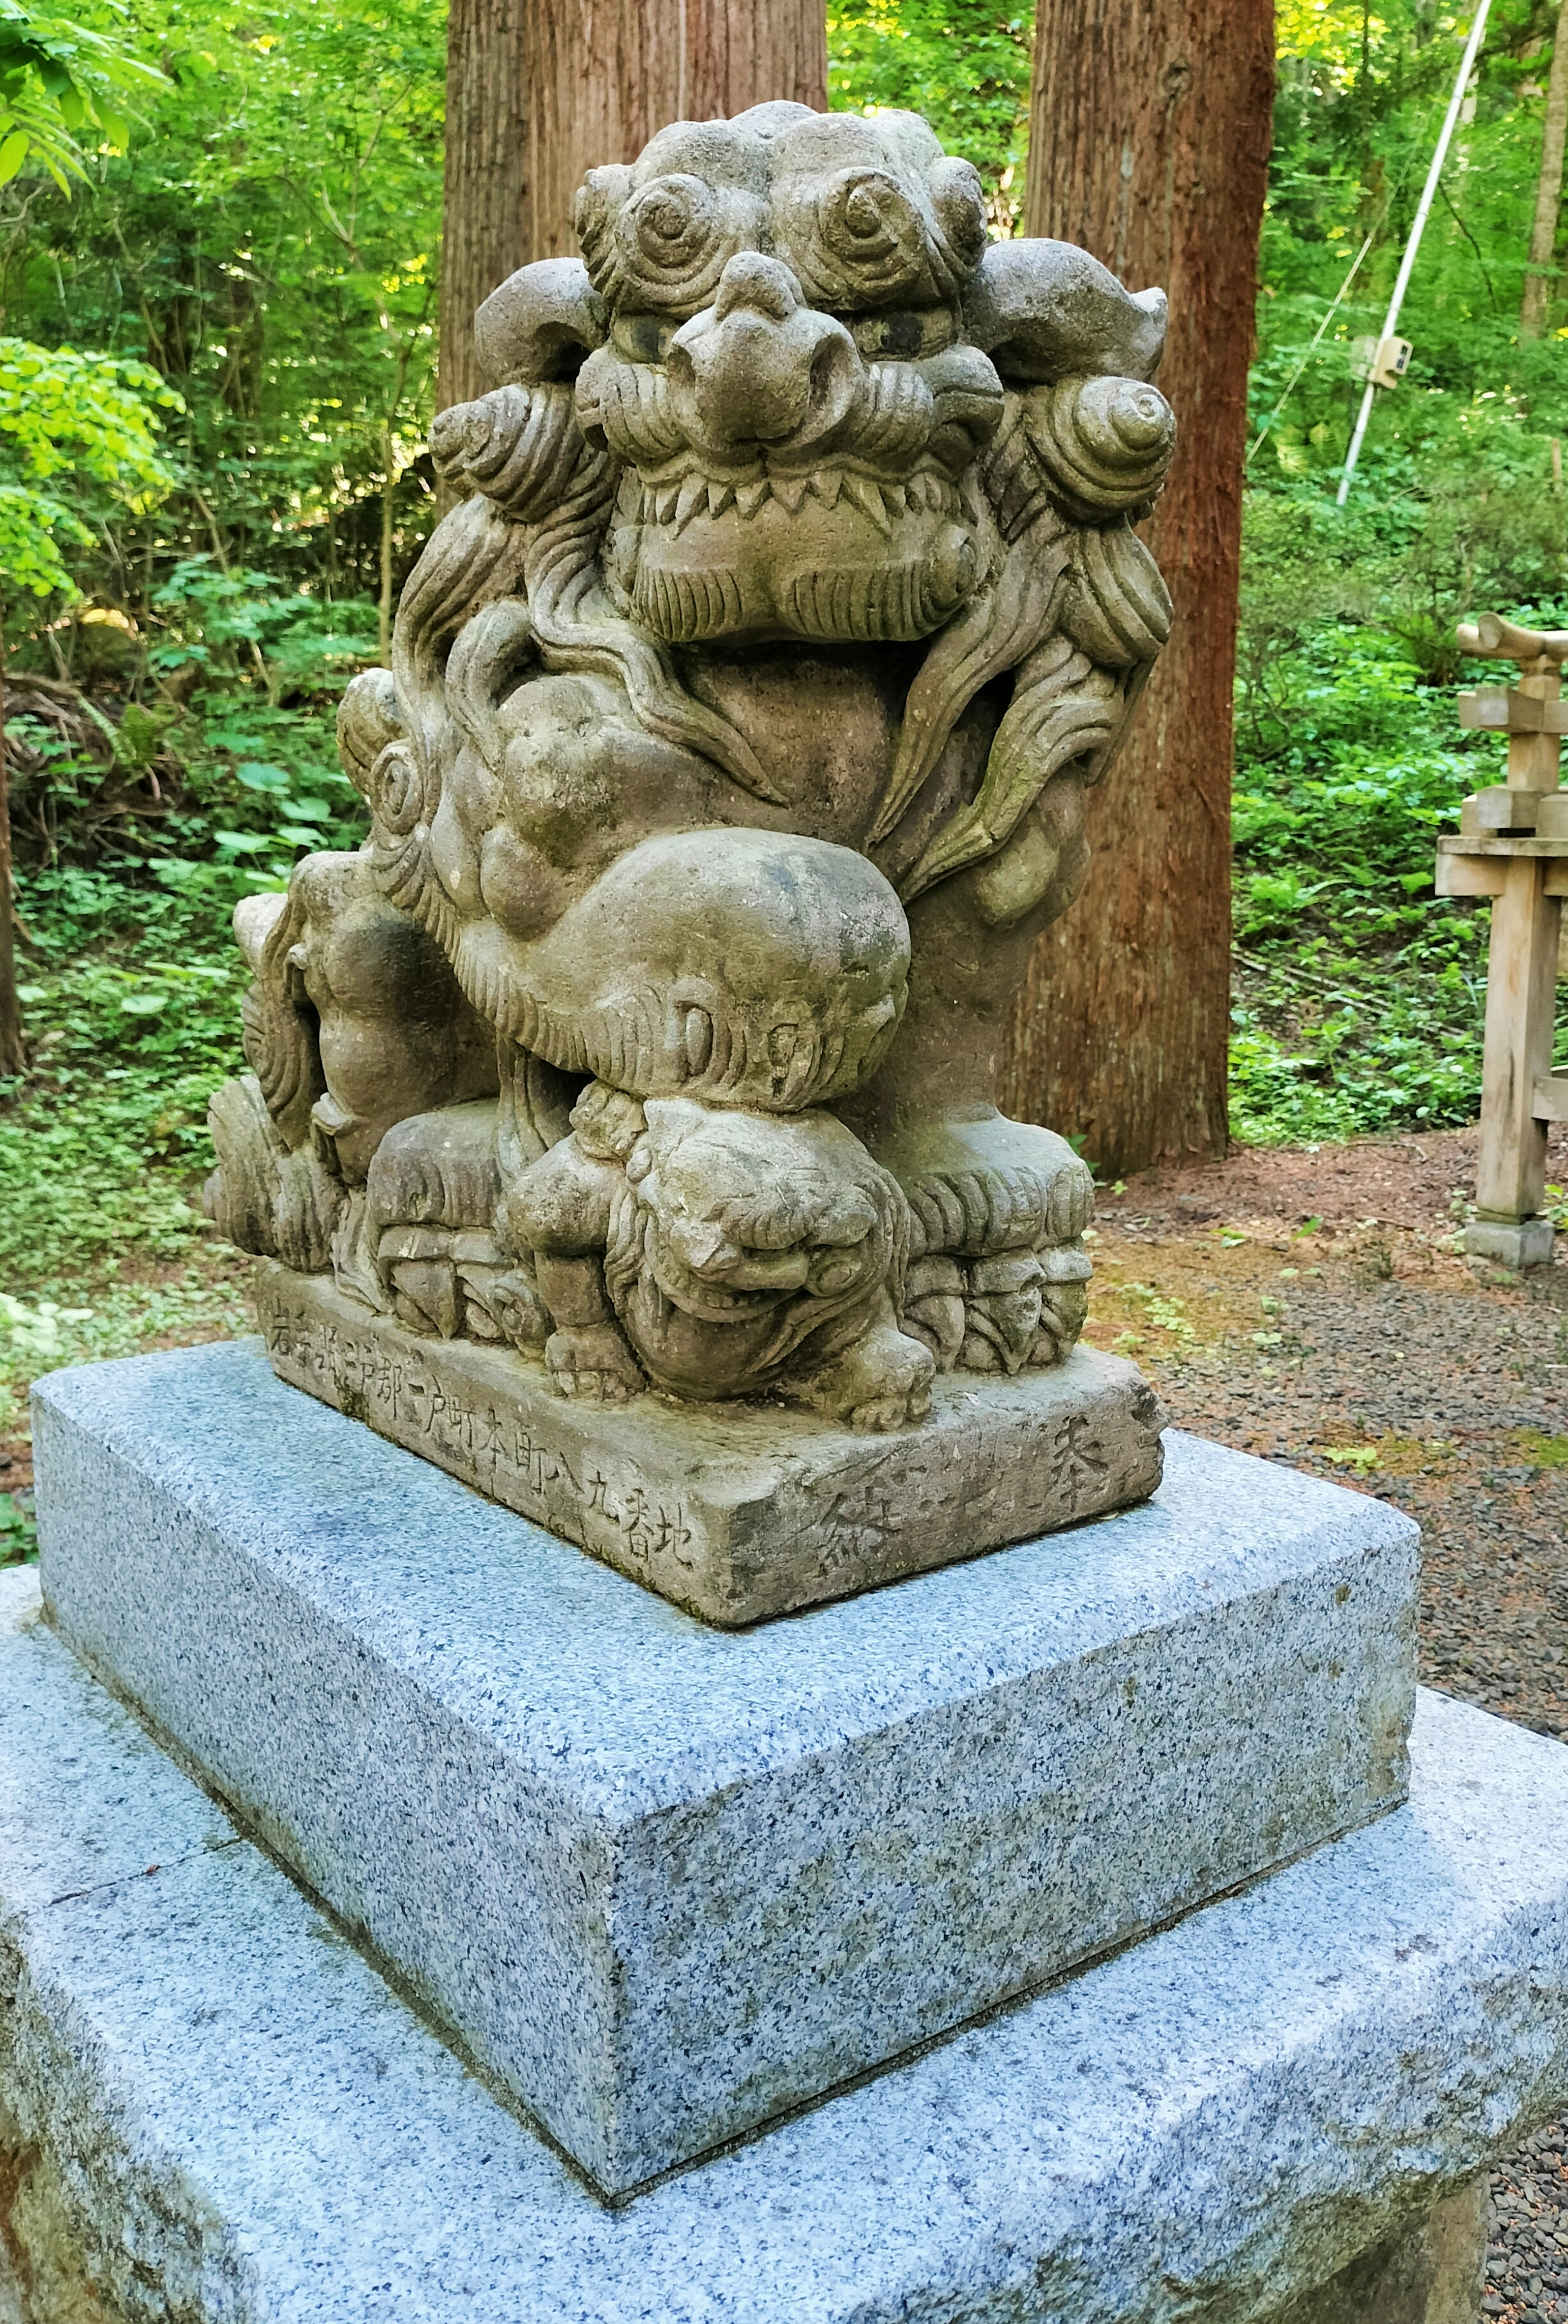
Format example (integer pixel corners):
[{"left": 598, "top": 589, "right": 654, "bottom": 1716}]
[{"left": 254, "top": 1262, "right": 1164, "bottom": 1625}]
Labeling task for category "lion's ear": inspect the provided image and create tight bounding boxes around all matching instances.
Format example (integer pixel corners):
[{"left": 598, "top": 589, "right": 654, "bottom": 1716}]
[
  {"left": 928, "top": 155, "right": 987, "bottom": 280},
  {"left": 963, "top": 240, "right": 1167, "bottom": 385},
  {"left": 573, "top": 165, "right": 634, "bottom": 295},
  {"left": 474, "top": 258, "right": 608, "bottom": 389}
]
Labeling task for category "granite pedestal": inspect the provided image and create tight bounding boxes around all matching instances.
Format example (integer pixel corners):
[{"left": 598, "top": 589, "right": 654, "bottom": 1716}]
[
  {"left": 32, "top": 1342, "right": 1417, "bottom": 2195},
  {"left": 2, "top": 1564, "right": 1563, "bottom": 2324}
]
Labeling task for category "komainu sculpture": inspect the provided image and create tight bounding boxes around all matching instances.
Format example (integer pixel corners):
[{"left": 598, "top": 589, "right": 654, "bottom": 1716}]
[{"left": 207, "top": 103, "right": 1172, "bottom": 1619}]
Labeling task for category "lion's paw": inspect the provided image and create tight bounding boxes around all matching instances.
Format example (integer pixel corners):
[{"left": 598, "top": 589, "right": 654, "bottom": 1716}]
[
  {"left": 545, "top": 1324, "right": 647, "bottom": 1404},
  {"left": 794, "top": 1319, "right": 935, "bottom": 1432}
]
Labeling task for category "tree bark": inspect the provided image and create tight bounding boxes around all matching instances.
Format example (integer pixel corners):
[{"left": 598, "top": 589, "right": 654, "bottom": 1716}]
[
  {"left": 1002, "top": 0, "right": 1273, "bottom": 1176},
  {"left": 1523, "top": 0, "right": 1568, "bottom": 337},
  {"left": 0, "top": 650, "right": 24, "bottom": 1080},
  {"left": 437, "top": 0, "right": 829, "bottom": 413}
]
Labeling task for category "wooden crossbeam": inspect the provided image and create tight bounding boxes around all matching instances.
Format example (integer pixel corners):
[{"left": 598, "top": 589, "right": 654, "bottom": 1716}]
[
  {"left": 1456, "top": 612, "right": 1568, "bottom": 662},
  {"left": 1437, "top": 833, "right": 1568, "bottom": 857},
  {"left": 1461, "top": 787, "right": 1546, "bottom": 834},
  {"left": 1457, "top": 688, "right": 1568, "bottom": 734}
]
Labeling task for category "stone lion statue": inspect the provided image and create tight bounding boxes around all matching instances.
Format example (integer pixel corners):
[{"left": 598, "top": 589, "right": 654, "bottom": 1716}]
[{"left": 207, "top": 101, "right": 1173, "bottom": 1434}]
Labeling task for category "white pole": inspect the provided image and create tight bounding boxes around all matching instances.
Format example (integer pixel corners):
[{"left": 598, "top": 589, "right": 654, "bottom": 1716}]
[{"left": 1336, "top": 0, "right": 1492, "bottom": 505}]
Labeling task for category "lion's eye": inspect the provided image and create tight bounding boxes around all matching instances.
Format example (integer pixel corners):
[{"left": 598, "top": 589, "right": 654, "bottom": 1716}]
[
  {"left": 849, "top": 307, "right": 957, "bottom": 361},
  {"left": 611, "top": 172, "right": 748, "bottom": 316},
  {"left": 612, "top": 312, "right": 678, "bottom": 364}
]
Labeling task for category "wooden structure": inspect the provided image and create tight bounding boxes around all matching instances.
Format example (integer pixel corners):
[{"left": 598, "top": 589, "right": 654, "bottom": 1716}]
[{"left": 1437, "top": 612, "right": 1568, "bottom": 1264}]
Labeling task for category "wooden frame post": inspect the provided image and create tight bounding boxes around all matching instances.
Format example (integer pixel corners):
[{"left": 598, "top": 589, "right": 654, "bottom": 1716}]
[
  {"left": 1441, "top": 612, "right": 1568, "bottom": 1267},
  {"left": 1474, "top": 853, "right": 1559, "bottom": 1224}
]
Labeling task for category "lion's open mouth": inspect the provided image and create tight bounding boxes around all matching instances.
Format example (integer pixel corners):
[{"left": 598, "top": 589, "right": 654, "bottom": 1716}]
[
  {"left": 607, "top": 463, "right": 981, "bottom": 645},
  {"left": 644, "top": 1263, "right": 795, "bottom": 1322},
  {"left": 627, "top": 461, "right": 964, "bottom": 537}
]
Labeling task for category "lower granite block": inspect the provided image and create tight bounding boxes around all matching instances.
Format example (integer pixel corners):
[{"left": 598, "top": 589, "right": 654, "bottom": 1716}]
[
  {"left": 1, "top": 1566, "right": 1564, "bottom": 2324},
  {"left": 32, "top": 1340, "right": 1417, "bottom": 2196}
]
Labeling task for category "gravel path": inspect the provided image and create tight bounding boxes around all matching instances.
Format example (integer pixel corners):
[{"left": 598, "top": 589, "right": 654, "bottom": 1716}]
[{"left": 1092, "top": 1124, "right": 1568, "bottom": 2324}]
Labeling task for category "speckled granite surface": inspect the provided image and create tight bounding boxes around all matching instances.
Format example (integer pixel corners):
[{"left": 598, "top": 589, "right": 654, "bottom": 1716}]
[
  {"left": 1, "top": 1565, "right": 1565, "bottom": 2322},
  {"left": 31, "top": 1339, "right": 1418, "bottom": 2194}
]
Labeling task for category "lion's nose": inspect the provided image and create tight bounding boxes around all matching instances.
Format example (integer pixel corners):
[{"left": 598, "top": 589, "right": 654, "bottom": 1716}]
[
  {"left": 667, "top": 254, "right": 861, "bottom": 453},
  {"left": 714, "top": 251, "right": 800, "bottom": 327}
]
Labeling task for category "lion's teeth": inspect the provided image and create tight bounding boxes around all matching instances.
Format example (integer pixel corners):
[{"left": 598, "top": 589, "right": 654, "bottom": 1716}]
[
  {"left": 772, "top": 474, "right": 809, "bottom": 514},
  {"left": 735, "top": 477, "right": 770, "bottom": 518},
  {"left": 655, "top": 485, "right": 680, "bottom": 523},
  {"left": 883, "top": 481, "right": 908, "bottom": 519},
  {"left": 675, "top": 473, "right": 708, "bottom": 533},
  {"left": 707, "top": 479, "right": 735, "bottom": 519},
  {"left": 843, "top": 474, "right": 891, "bottom": 534},
  {"left": 811, "top": 470, "right": 843, "bottom": 510}
]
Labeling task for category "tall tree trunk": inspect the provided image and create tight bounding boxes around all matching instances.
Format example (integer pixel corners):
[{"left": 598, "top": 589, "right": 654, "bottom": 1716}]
[
  {"left": 437, "top": 0, "right": 829, "bottom": 413},
  {"left": 1523, "top": 0, "right": 1568, "bottom": 337},
  {"left": 0, "top": 650, "right": 24, "bottom": 1080},
  {"left": 1002, "top": 0, "right": 1273, "bottom": 1177}
]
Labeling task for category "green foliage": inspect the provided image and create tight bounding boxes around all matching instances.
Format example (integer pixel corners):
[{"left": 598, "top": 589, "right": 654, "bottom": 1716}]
[
  {"left": 1227, "top": 618, "right": 1537, "bottom": 1144},
  {"left": 1258, "top": 2, "right": 1568, "bottom": 505},
  {"left": 1, "top": 865, "right": 250, "bottom": 1279},
  {"left": 0, "top": 1484, "right": 33, "bottom": 1564},
  {"left": 0, "top": 336, "right": 177, "bottom": 595},
  {"left": 826, "top": 0, "right": 1031, "bottom": 222},
  {"left": 0, "top": 0, "right": 444, "bottom": 637},
  {"left": 1227, "top": 1, "right": 1568, "bottom": 1144},
  {"left": 0, "top": 667, "right": 367, "bottom": 1298},
  {"left": 0, "top": 0, "right": 165, "bottom": 191}
]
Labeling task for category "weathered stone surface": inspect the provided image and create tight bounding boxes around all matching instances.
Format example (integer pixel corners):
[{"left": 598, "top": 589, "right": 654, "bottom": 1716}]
[
  {"left": 195, "top": 103, "right": 1181, "bottom": 1598},
  {"left": 254, "top": 1262, "right": 1164, "bottom": 1619},
  {"left": 2, "top": 1562, "right": 1564, "bottom": 2324},
  {"left": 1284, "top": 2177, "right": 1489, "bottom": 2324},
  {"left": 36, "top": 1339, "right": 1413, "bottom": 2196},
  {"left": 1464, "top": 1213, "right": 1555, "bottom": 1267}
]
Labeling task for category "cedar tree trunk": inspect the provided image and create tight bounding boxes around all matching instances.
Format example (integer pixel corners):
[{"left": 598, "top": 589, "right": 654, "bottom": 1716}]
[
  {"left": 438, "top": 0, "right": 829, "bottom": 412},
  {"left": 1523, "top": 0, "right": 1568, "bottom": 337},
  {"left": 0, "top": 654, "right": 23, "bottom": 1079},
  {"left": 1002, "top": 0, "right": 1274, "bottom": 1175}
]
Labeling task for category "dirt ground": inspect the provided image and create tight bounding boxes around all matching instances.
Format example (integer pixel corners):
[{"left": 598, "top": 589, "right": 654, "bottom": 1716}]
[{"left": 1089, "top": 1122, "right": 1568, "bottom": 1743}]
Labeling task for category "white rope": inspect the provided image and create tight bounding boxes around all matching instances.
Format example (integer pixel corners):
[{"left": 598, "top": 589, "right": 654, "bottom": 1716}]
[{"left": 1246, "top": 226, "right": 1378, "bottom": 468}]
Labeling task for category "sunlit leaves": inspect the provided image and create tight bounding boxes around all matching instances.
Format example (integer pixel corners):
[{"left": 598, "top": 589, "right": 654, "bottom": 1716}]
[
  {"left": 0, "top": 0, "right": 165, "bottom": 190},
  {"left": 0, "top": 340, "right": 178, "bottom": 597},
  {"left": 827, "top": 0, "right": 1031, "bottom": 216}
]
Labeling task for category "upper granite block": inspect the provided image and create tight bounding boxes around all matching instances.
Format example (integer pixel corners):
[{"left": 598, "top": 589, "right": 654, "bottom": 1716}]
[{"left": 34, "top": 1340, "right": 1417, "bottom": 2194}]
